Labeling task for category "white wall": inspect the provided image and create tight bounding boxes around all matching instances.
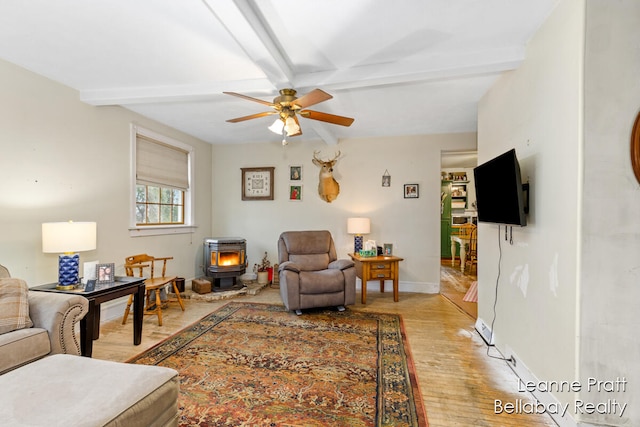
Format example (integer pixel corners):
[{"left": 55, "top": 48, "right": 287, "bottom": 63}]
[
  {"left": 0, "top": 58, "right": 213, "bottom": 286},
  {"left": 479, "top": 1, "right": 640, "bottom": 426},
  {"left": 477, "top": 0, "right": 584, "bottom": 421},
  {"left": 211, "top": 133, "right": 476, "bottom": 292},
  {"left": 580, "top": 1, "right": 640, "bottom": 425}
]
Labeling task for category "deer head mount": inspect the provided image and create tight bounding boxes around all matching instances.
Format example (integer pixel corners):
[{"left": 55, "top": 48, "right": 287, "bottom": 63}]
[{"left": 312, "top": 151, "right": 341, "bottom": 203}]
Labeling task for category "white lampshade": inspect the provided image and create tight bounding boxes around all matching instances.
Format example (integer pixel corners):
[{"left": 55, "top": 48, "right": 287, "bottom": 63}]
[
  {"left": 268, "top": 118, "right": 284, "bottom": 135},
  {"left": 347, "top": 217, "right": 370, "bottom": 235},
  {"left": 284, "top": 116, "right": 300, "bottom": 136},
  {"left": 42, "top": 221, "right": 97, "bottom": 253}
]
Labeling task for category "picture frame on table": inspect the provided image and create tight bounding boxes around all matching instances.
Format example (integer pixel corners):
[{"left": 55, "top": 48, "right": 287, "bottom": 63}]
[
  {"left": 84, "top": 279, "right": 96, "bottom": 292},
  {"left": 383, "top": 243, "right": 393, "bottom": 256},
  {"left": 96, "top": 263, "right": 115, "bottom": 284},
  {"left": 404, "top": 184, "right": 419, "bottom": 199}
]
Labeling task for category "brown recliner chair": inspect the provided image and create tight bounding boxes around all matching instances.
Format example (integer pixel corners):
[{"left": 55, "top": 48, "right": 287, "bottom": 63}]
[{"left": 278, "top": 230, "right": 356, "bottom": 315}]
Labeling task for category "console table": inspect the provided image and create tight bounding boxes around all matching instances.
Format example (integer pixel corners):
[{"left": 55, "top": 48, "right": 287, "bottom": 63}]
[
  {"left": 31, "top": 276, "right": 145, "bottom": 357},
  {"left": 348, "top": 253, "right": 404, "bottom": 304}
]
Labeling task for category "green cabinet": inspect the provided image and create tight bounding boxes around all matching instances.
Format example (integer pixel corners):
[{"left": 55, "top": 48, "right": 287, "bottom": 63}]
[
  {"left": 441, "top": 220, "right": 452, "bottom": 258},
  {"left": 440, "top": 180, "right": 470, "bottom": 259},
  {"left": 440, "top": 182, "right": 452, "bottom": 258}
]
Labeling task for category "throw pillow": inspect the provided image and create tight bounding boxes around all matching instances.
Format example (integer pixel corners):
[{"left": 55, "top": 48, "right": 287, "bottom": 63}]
[{"left": 0, "top": 278, "right": 33, "bottom": 335}]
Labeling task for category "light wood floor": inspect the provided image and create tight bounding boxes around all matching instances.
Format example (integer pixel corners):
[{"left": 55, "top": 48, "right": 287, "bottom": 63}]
[
  {"left": 440, "top": 258, "right": 478, "bottom": 319},
  {"left": 93, "top": 284, "right": 556, "bottom": 427}
]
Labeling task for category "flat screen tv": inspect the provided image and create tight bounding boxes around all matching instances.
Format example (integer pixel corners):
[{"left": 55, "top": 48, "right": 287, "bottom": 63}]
[{"left": 473, "top": 149, "right": 527, "bottom": 226}]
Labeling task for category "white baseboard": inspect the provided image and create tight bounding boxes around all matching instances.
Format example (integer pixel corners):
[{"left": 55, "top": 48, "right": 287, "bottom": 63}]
[
  {"left": 100, "top": 298, "right": 129, "bottom": 322},
  {"left": 504, "top": 345, "right": 577, "bottom": 427},
  {"left": 475, "top": 317, "right": 495, "bottom": 345}
]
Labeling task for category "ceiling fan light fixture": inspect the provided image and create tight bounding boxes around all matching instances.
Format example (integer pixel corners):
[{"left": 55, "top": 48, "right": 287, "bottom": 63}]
[
  {"left": 268, "top": 118, "right": 284, "bottom": 135},
  {"left": 284, "top": 116, "right": 300, "bottom": 136}
]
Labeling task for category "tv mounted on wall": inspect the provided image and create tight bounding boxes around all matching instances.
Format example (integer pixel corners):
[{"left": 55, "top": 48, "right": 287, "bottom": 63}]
[{"left": 473, "top": 149, "right": 528, "bottom": 226}]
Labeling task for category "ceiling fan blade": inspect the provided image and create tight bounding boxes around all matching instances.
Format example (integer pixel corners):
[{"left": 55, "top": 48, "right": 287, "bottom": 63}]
[
  {"left": 226, "top": 111, "right": 276, "bottom": 123},
  {"left": 223, "top": 91, "right": 274, "bottom": 107},
  {"left": 292, "top": 89, "right": 333, "bottom": 109},
  {"left": 299, "top": 110, "right": 355, "bottom": 127}
]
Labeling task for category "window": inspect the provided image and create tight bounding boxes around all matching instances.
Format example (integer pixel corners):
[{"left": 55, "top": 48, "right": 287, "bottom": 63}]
[
  {"left": 130, "top": 125, "right": 195, "bottom": 236},
  {"left": 135, "top": 185, "right": 184, "bottom": 225}
]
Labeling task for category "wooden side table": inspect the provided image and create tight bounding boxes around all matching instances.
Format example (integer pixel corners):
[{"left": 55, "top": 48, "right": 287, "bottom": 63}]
[{"left": 348, "top": 253, "right": 404, "bottom": 304}]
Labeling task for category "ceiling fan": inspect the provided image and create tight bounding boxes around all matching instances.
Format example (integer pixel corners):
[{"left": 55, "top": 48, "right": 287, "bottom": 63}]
[{"left": 224, "top": 88, "right": 354, "bottom": 141}]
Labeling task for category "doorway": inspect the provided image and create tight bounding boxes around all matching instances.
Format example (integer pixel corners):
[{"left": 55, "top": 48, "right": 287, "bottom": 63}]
[{"left": 440, "top": 151, "right": 478, "bottom": 318}]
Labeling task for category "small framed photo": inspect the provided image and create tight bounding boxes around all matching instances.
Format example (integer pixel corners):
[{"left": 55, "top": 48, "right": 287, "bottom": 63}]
[
  {"left": 96, "top": 263, "right": 115, "bottom": 284},
  {"left": 290, "top": 165, "right": 302, "bottom": 181},
  {"left": 404, "top": 184, "right": 419, "bottom": 199},
  {"left": 289, "top": 184, "right": 302, "bottom": 201},
  {"left": 84, "top": 279, "right": 96, "bottom": 292},
  {"left": 382, "top": 169, "right": 391, "bottom": 187},
  {"left": 383, "top": 243, "right": 393, "bottom": 255}
]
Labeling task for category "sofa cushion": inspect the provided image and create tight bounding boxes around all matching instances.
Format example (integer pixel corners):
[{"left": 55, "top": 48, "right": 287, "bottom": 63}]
[
  {"left": 0, "top": 354, "right": 179, "bottom": 427},
  {"left": 0, "top": 327, "right": 50, "bottom": 375},
  {"left": 0, "top": 278, "right": 33, "bottom": 335}
]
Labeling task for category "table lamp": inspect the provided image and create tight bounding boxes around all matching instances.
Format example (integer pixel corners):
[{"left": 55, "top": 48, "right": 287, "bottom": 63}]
[
  {"left": 42, "top": 221, "right": 97, "bottom": 290},
  {"left": 347, "top": 217, "right": 370, "bottom": 253}
]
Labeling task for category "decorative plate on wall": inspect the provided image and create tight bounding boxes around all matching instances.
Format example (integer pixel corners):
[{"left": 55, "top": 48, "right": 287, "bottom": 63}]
[{"left": 631, "top": 111, "right": 640, "bottom": 184}]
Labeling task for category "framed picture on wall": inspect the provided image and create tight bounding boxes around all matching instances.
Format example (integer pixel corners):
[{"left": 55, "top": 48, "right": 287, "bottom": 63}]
[
  {"left": 289, "top": 185, "right": 302, "bottom": 201},
  {"left": 289, "top": 165, "right": 302, "bottom": 181},
  {"left": 404, "top": 184, "right": 419, "bottom": 198},
  {"left": 241, "top": 167, "right": 275, "bottom": 200}
]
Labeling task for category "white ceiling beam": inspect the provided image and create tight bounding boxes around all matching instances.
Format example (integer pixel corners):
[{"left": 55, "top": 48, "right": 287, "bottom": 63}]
[
  {"left": 202, "top": 0, "right": 293, "bottom": 87},
  {"left": 80, "top": 79, "right": 273, "bottom": 106},
  {"left": 202, "top": 0, "right": 341, "bottom": 146},
  {"left": 306, "top": 121, "right": 338, "bottom": 146},
  {"left": 294, "top": 59, "right": 524, "bottom": 93},
  {"left": 81, "top": 57, "right": 522, "bottom": 106}
]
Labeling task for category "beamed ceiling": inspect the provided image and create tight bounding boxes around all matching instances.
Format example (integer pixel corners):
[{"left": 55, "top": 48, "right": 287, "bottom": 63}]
[{"left": 0, "top": 0, "right": 558, "bottom": 145}]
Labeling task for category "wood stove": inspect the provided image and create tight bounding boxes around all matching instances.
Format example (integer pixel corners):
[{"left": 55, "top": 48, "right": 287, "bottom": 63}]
[{"left": 204, "top": 237, "right": 246, "bottom": 289}]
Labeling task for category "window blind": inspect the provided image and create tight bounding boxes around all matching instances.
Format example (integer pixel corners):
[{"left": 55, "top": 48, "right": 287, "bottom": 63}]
[{"left": 136, "top": 135, "right": 189, "bottom": 189}]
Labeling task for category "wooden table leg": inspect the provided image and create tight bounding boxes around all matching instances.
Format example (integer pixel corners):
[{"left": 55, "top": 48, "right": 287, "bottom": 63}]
[
  {"left": 393, "top": 276, "right": 399, "bottom": 302},
  {"left": 133, "top": 283, "right": 144, "bottom": 346},
  {"left": 92, "top": 305, "right": 101, "bottom": 340},
  {"left": 80, "top": 300, "right": 96, "bottom": 357},
  {"left": 360, "top": 262, "right": 369, "bottom": 304}
]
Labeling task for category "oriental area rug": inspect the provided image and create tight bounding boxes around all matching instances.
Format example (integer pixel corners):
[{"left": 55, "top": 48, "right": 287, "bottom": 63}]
[{"left": 128, "top": 302, "right": 428, "bottom": 427}]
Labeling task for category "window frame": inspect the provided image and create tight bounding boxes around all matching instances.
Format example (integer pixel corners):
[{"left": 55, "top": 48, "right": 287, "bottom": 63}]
[{"left": 129, "top": 124, "right": 196, "bottom": 237}]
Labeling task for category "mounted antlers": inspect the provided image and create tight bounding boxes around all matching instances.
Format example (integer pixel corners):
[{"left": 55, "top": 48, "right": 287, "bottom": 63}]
[{"left": 312, "top": 151, "right": 341, "bottom": 203}]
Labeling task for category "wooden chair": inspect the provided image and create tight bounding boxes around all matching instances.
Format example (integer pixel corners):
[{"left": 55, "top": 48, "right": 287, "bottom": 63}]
[
  {"left": 465, "top": 226, "right": 478, "bottom": 274},
  {"left": 122, "top": 254, "right": 184, "bottom": 326},
  {"left": 453, "top": 223, "right": 475, "bottom": 238}
]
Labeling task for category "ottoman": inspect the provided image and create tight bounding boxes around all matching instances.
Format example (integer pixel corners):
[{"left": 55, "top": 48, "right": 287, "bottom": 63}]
[{"left": 0, "top": 354, "right": 179, "bottom": 427}]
